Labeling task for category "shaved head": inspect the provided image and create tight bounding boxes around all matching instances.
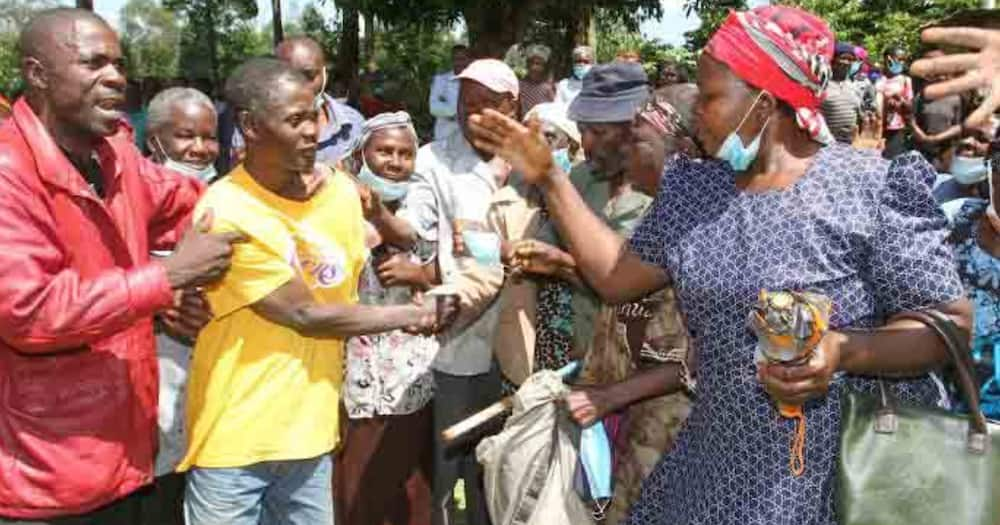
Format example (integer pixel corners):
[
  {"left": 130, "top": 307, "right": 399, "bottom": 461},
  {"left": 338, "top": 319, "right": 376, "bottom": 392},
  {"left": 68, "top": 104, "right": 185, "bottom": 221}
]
[
  {"left": 275, "top": 36, "right": 327, "bottom": 98},
  {"left": 19, "top": 7, "right": 126, "bottom": 142},
  {"left": 275, "top": 36, "right": 325, "bottom": 64},
  {"left": 20, "top": 8, "right": 112, "bottom": 67}
]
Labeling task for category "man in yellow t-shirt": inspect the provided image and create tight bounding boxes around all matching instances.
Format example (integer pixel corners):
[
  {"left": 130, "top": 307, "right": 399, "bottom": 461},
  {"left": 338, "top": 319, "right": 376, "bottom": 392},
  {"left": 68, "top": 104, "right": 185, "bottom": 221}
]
[{"left": 180, "top": 58, "right": 454, "bottom": 525}]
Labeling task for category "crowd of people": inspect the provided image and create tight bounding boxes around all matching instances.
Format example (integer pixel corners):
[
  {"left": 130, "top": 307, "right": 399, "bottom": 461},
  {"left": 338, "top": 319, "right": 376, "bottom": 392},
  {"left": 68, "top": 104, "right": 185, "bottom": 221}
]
[{"left": 0, "top": 4, "right": 997, "bottom": 525}]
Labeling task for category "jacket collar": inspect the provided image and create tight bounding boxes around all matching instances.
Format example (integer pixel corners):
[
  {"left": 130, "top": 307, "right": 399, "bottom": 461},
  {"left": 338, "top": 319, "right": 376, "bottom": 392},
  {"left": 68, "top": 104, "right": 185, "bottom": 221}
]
[{"left": 11, "top": 97, "right": 123, "bottom": 195}]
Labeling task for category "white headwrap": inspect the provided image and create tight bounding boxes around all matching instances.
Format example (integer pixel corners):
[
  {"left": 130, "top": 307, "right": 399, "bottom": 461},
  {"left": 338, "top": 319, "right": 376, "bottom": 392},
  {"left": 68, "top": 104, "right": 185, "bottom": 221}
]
[
  {"left": 350, "top": 111, "right": 418, "bottom": 158},
  {"left": 525, "top": 44, "right": 552, "bottom": 63},
  {"left": 525, "top": 102, "right": 580, "bottom": 146}
]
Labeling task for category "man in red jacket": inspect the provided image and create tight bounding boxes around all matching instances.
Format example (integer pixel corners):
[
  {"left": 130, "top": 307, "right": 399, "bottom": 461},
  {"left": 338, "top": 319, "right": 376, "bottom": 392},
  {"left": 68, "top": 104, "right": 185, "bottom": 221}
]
[{"left": 0, "top": 8, "right": 243, "bottom": 524}]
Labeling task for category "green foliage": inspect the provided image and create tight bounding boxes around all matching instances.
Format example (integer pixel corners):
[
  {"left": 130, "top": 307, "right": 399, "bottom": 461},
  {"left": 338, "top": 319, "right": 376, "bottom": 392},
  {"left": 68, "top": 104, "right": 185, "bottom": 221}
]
[
  {"left": 779, "top": 0, "right": 978, "bottom": 61},
  {"left": 297, "top": 3, "right": 339, "bottom": 59},
  {"left": 686, "top": 0, "right": 979, "bottom": 61},
  {"left": 120, "top": 0, "right": 181, "bottom": 79},
  {"left": 165, "top": 0, "right": 259, "bottom": 84},
  {"left": 0, "top": 31, "right": 19, "bottom": 97},
  {"left": 0, "top": 0, "right": 58, "bottom": 97},
  {"left": 682, "top": 0, "right": 745, "bottom": 51},
  {"left": 370, "top": 21, "right": 457, "bottom": 138},
  {"left": 593, "top": 14, "right": 697, "bottom": 80}
]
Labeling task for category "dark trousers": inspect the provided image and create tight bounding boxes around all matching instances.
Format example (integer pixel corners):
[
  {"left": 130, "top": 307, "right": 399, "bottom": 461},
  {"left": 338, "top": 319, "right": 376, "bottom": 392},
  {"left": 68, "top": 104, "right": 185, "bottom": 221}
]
[
  {"left": 432, "top": 367, "right": 501, "bottom": 525},
  {"left": 0, "top": 474, "right": 185, "bottom": 525},
  {"left": 336, "top": 406, "right": 434, "bottom": 525}
]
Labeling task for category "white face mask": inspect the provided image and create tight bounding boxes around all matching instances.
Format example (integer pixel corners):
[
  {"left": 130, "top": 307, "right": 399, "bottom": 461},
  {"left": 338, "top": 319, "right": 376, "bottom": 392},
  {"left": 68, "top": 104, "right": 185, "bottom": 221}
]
[{"left": 154, "top": 136, "right": 217, "bottom": 183}]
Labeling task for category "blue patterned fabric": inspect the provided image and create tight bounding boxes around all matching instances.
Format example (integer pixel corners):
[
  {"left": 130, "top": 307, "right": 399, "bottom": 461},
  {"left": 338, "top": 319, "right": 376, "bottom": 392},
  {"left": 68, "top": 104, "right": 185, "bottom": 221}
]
[
  {"left": 625, "top": 144, "right": 964, "bottom": 525},
  {"left": 946, "top": 198, "right": 1000, "bottom": 418}
]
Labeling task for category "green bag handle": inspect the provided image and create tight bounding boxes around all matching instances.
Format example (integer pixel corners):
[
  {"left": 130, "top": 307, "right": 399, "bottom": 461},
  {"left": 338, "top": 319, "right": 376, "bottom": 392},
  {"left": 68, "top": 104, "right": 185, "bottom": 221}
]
[{"left": 891, "top": 310, "right": 990, "bottom": 454}]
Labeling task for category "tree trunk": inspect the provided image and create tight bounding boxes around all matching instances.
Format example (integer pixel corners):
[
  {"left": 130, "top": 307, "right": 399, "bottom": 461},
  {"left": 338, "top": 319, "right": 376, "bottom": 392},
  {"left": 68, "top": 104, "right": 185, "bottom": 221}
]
[
  {"left": 462, "top": 2, "right": 538, "bottom": 58},
  {"left": 76, "top": 0, "right": 94, "bottom": 9},
  {"left": 336, "top": 2, "right": 361, "bottom": 107},
  {"left": 205, "top": 4, "right": 219, "bottom": 89},
  {"left": 272, "top": 0, "right": 284, "bottom": 47},
  {"left": 363, "top": 11, "right": 376, "bottom": 64}
]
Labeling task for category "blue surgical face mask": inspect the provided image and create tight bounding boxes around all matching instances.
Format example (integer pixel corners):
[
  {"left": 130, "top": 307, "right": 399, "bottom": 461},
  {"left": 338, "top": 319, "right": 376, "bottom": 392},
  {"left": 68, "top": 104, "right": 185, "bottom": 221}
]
[
  {"left": 553, "top": 148, "right": 573, "bottom": 173},
  {"left": 576, "top": 421, "right": 613, "bottom": 518},
  {"left": 849, "top": 61, "right": 862, "bottom": 78},
  {"left": 155, "top": 136, "right": 217, "bottom": 183},
  {"left": 573, "top": 64, "right": 592, "bottom": 80},
  {"left": 165, "top": 158, "right": 217, "bottom": 183},
  {"left": 951, "top": 155, "right": 990, "bottom": 185},
  {"left": 461, "top": 230, "right": 501, "bottom": 267},
  {"left": 357, "top": 158, "right": 410, "bottom": 202},
  {"left": 715, "top": 91, "right": 771, "bottom": 172},
  {"left": 888, "top": 59, "right": 905, "bottom": 76}
]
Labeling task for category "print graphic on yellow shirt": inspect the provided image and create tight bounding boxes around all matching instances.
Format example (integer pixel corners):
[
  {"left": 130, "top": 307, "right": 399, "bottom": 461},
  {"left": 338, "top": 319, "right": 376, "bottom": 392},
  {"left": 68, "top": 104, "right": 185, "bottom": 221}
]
[{"left": 179, "top": 165, "right": 365, "bottom": 470}]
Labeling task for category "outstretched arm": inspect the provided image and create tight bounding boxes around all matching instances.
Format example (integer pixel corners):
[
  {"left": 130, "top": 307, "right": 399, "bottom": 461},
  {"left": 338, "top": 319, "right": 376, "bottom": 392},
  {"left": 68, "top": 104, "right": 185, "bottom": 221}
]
[
  {"left": 468, "top": 109, "right": 668, "bottom": 304},
  {"left": 251, "top": 274, "right": 455, "bottom": 338}
]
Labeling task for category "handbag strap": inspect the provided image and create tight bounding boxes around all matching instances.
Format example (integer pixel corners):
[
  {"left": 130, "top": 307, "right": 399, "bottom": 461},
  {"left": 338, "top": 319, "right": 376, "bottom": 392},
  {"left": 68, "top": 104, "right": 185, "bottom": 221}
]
[{"left": 892, "top": 310, "right": 990, "bottom": 450}]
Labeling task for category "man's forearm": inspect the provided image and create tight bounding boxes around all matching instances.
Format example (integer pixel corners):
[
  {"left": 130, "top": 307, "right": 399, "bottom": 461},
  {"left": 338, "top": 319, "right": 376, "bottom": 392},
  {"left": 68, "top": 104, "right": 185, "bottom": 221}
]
[
  {"left": 292, "top": 303, "right": 420, "bottom": 338},
  {"left": 540, "top": 172, "right": 628, "bottom": 300}
]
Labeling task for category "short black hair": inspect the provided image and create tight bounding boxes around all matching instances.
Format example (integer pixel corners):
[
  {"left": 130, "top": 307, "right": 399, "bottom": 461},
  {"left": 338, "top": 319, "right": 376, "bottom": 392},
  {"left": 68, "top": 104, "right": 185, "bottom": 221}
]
[{"left": 224, "top": 57, "right": 309, "bottom": 116}]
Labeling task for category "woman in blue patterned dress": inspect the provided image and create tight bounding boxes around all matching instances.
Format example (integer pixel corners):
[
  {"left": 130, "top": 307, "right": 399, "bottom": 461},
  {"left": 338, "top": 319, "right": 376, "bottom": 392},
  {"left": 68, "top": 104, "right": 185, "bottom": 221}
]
[{"left": 467, "top": 6, "right": 971, "bottom": 524}]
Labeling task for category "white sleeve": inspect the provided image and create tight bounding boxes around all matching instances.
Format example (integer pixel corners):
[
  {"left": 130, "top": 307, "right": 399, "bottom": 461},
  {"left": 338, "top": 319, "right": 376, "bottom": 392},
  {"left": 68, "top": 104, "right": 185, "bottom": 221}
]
[{"left": 429, "top": 75, "right": 456, "bottom": 119}]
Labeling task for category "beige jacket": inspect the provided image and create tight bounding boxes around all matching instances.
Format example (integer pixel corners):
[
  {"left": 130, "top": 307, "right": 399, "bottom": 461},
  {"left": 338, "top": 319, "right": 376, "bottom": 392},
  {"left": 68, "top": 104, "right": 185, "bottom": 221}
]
[{"left": 485, "top": 184, "right": 544, "bottom": 385}]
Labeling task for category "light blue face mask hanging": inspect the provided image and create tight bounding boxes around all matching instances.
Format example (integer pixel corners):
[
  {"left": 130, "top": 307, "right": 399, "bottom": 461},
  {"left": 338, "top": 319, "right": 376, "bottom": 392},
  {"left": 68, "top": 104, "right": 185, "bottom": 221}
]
[
  {"left": 888, "top": 60, "right": 905, "bottom": 76},
  {"left": 461, "top": 230, "right": 502, "bottom": 267},
  {"left": 950, "top": 156, "right": 990, "bottom": 185},
  {"left": 357, "top": 159, "right": 411, "bottom": 202},
  {"left": 573, "top": 64, "right": 592, "bottom": 80},
  {"left": 576, "top": 421, "right": 614, "bottom": 519},
  {"left": 715, "top": 91, "right": 771, "bottom": 172},
  {"left": 849, "top": 61, "right": 862, "bottom": 78},
  {"left": 553, "top": 148, "right": 573, "bottom": 173}
]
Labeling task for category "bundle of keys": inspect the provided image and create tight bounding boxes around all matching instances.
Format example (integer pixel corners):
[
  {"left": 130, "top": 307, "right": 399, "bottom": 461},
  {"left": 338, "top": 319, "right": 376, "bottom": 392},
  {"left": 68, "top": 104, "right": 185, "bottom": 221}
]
[{"left": 747, "top": 289, "right": 832, "bottom": 477}]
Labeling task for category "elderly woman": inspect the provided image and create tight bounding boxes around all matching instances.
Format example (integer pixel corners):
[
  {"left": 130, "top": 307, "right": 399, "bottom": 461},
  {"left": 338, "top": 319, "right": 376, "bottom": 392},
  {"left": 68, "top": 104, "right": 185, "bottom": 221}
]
[
  {"left": 335, "top": 112, "right": 438, "bottom": 525},
  {"left": 469, "top": 6, "right": 970, "bottom": 524},
  {"left": 143, "top": 86, "right": 220, "bottom": 525},
  {"left": 524, "top": 101, "right": 582, "bottom": 170},
  {"left": 520, "top": 44, "right": 555, "bottom": 115},
  {"left": 146, "top": 87, "right": 220, "bottom": 182}
]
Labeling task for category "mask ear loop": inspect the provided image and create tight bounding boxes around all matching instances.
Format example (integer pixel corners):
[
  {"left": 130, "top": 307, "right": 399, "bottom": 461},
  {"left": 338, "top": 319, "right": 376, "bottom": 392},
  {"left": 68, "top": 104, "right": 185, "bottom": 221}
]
[
  {"left": 152, "top": 136, "right": 174, "bottom": 164},
  {"left": 732, "top": 90, "right": 769, "bottom": 146}
]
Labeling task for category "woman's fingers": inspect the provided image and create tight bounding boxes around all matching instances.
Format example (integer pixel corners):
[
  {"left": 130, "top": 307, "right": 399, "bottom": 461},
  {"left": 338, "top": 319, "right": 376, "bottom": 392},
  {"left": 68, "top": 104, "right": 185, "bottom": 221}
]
[
  {"left": 967, "top": 88, "right": 1000, "bottom": 127},
  {"left": 468, "top": 119, "right": 507, "bottom": 149},
  {"left": 920, "top": 26, "right": 992, "bottom": 51},
  {"left": 910, "top": 53, "right": 979, "bottom": 80},
  {"left": 923, "top": 70, "right": 989, "bottom": 101}
]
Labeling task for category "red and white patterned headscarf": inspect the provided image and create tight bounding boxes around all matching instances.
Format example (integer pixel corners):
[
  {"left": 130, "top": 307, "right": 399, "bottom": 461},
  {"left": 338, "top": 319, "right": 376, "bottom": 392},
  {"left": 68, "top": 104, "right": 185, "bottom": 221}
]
[{"left": 706, "top": 6, "right": 835, "bottom": 144}]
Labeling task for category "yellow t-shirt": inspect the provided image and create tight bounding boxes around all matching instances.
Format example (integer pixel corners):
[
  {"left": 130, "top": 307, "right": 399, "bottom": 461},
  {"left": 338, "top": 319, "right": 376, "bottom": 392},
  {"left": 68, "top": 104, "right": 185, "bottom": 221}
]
[{"left": 178, "top": 165, "right": 365, "bottom": 470}]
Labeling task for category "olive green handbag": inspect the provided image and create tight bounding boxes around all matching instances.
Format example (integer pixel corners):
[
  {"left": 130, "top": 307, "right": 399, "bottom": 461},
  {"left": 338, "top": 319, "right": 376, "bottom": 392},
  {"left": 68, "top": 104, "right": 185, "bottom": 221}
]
[{"left": 837, "top": 310, "right": 1000, "bottom": 525}]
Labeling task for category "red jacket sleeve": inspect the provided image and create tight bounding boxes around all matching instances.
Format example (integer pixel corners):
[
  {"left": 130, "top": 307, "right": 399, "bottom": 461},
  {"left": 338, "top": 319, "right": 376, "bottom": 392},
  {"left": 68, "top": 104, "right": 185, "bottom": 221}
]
[
  {"left": 140, "top": 155, "right": 206, "bottom": 251},
  {"left": 0, "top": 177, "right": 174, "bottom": 354}
]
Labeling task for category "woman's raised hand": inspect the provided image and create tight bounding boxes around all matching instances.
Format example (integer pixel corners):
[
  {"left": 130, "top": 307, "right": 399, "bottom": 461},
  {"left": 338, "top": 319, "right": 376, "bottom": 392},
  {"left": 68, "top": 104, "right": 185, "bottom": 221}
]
[
  {"left": 912, "top": 26, "right": 1000, "bottom": 127},
  {"left": 468, "top": 109, "right": 556, "bottom": 186}
]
